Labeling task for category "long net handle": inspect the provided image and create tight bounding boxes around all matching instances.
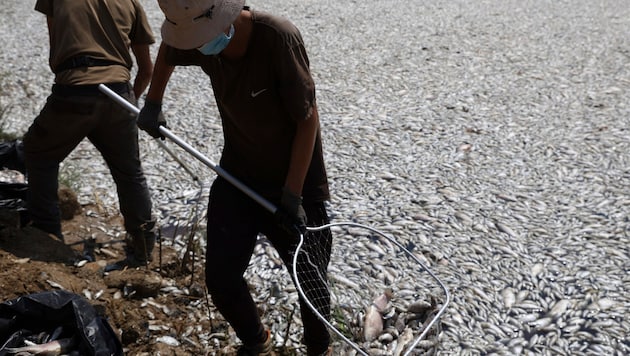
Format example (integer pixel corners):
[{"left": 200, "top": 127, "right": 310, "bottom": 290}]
[{"left": 97, "top": 84, "right": 277, "bottom": 214}]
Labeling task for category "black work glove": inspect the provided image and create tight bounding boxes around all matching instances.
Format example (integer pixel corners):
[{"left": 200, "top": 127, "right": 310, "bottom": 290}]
[
  {"left": 275, "top": 187, "right": 307, "bottom": 236},
  {"left": 137, "top": 100, "right": 166, "bottom": 139}
]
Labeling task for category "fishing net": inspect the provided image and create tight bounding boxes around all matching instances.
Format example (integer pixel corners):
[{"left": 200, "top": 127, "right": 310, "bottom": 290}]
[{"left": 293, "top": 223, "right": 451, "bottom": 355}]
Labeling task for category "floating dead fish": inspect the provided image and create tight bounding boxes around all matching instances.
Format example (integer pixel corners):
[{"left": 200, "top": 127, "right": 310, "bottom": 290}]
[
  {"left": 502, "top": 287, "right": 516, "bottom": 309},
  {"left": 393, "top": 327, "right": 414, "bottom": 356},
  {"left": 407, "top": 300, "right": 433, "bottom": 314},
  {"left": 364, "top": 289, "right": 393, "bottom": 342}
]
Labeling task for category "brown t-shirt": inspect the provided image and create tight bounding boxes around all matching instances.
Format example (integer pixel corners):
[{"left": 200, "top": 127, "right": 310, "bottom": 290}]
[
  {"left": 164, "top": 11, "right": 329, "bottom": 202},
  {"left": 35, "top": 0, "right": 154, "bottom": 85}
]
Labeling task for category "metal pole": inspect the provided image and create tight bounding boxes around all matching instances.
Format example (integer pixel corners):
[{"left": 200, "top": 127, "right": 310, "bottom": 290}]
[{"left": 98, "top": 84, "right": 278, "bottom": 214}]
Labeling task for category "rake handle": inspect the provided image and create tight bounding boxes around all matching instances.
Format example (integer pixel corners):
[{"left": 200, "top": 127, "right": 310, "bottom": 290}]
[{"left": 97, "top": 84, "right": 278, "bottom": 215}]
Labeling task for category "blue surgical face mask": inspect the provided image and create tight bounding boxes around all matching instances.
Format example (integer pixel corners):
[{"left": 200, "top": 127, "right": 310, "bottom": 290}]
[{"left": 197, "top": 24, "right": 235, "bottom": 55}]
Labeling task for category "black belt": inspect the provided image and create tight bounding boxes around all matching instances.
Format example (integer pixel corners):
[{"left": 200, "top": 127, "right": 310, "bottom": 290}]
[
  {"left": 52, "top": 82, "right": 129, "bottom": 97},
  {"left": 54, "top": 56, "right": 127, "bottom": 74}
]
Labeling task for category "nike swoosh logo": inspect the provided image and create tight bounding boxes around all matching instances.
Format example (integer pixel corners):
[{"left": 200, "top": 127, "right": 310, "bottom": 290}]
[{"left": 251, "top": 88, "right": 267, "bottom": 98}]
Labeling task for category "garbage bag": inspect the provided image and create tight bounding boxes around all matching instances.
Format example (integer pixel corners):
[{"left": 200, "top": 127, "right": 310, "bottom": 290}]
[
  {"left": 0, "top": 183, "right": 29, "bottom": 227},
  {"left": 0, "top": 290, "right": 123, "bottom": 356},
  {"left": 0, "top": 140, "right": 25, "bottom": 174},
  {"left": 1, "top": 141, "right": 29, "bottom": 226},
  {"left": 0, "top": 183, "right": 27, "bottom": 202}
]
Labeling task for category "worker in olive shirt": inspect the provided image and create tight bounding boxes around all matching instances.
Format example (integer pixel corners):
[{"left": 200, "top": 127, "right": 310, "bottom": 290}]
[
  {"left": 24, "top": 0, "right": 157, "bottom": 266},
  {"left": 138, "top": 0, "right": 333, "bottom": 354}
]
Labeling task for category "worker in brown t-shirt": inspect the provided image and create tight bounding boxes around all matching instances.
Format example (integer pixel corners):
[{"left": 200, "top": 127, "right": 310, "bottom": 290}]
[
  {"left": 138, "top": 0, "right": 332, "bottom": 355},
  {"left": 23, "top": 0, "right": 158, "bottom": 266}
]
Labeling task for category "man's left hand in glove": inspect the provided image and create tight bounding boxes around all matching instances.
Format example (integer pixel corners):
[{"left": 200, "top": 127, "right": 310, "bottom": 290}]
[{"left": 275, "top": 187, "right": 307, "bottom": 236}]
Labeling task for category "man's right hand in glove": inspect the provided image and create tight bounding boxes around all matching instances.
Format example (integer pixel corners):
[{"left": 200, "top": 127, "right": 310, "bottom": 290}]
[{"left": 137, "top": 100, "right": 167, "bottom": 139}]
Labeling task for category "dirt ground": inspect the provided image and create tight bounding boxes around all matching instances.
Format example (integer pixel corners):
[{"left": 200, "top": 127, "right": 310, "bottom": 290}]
[
  {"left": 0, "top": 187, "right": 441, "bottom": 356},
  {"left": 0, "top": 200, "right": 260, "bottom": 356}
]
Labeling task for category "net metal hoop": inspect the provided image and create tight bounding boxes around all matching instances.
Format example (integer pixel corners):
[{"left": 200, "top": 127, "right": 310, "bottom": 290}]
[{"left": 292, "top": 221, "right": 451, "bottom": 356}]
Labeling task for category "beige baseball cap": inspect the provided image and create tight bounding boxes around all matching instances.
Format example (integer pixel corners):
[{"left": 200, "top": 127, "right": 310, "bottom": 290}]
[{"left": 158, "top": 0, "right": 245, "bottom": 50}]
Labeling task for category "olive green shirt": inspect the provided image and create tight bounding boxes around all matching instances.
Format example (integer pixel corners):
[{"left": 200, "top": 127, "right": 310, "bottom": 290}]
[
  {"left": 164, "top": 11, "right": 329, "bottom": 202},
  {"left": 35, "top": 0, "right": 154, "bottom": 85}
]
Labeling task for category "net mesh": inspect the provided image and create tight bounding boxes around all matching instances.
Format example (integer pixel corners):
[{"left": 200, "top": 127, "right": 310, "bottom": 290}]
[{"left": 293, "top": 223, "right": 447, "bottom": 355}]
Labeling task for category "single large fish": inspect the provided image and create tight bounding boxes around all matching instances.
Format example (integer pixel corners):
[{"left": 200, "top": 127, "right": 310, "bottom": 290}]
[
  {"left": 363, "top": 288, "right": 394, "bottom": 342},
  {"left": 6, "top": 336, "right": 76, "bottom": 356}
]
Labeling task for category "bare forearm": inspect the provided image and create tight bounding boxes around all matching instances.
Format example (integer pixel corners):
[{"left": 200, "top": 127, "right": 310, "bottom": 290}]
[
  {"left": 145, "top": 43, "right": 175, "bottom": 103},
  {"left": 132, "top": 69, "right": 152, "bottom": 99},
  {"left": 284, "top": 105, "right": 319, "bottom": 196},
  {"left": 130, "top": 44, "right": 153, "bottom": 98}
]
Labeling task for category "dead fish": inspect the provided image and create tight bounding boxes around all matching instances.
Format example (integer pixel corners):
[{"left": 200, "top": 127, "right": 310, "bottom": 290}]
[
  {"left": 373, "top": 288, "right": 393, "bottom": 311},
  {"left": 393, "top": 327, "right": 414, "bottom": 356},
  {"left": 364, "top": 289, "right": 394, "bottom": 342},
  {"left": 407, "top": 300, "right": 433, "bottom": 314},
  {"left": 363, "top": 305, "right": 383, "bottom": 342},
  {"left": 6, "top": 336, "right": 76, "bottom": 355},
  {"left": 501, "top": 287, "right": 516, "bottom": 309}
]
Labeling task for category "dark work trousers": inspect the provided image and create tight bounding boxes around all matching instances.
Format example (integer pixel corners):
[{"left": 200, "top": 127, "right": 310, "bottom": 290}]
[
  {"left": 23, "top": 83, "right": 153, "bottom": 239},
  {"left": 205, "top": 178, "right": 332, "bottom": 355}
]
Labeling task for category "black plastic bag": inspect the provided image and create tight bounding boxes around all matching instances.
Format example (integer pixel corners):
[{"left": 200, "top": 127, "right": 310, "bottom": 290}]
[
  {"left": 0, "top": 140, "right": 25, "bottom": 174},
  {"left": 1, "top": 140, "right": 29, "bottom": 227},
  {"left": 0, "top": 184, "right": 29, "bottom": 227},
  {"left": 0, "top": 290, "right": 123, "bottom": 356},
  {"left": 0, "top": 183, "right": 27, "bottom": 202}
]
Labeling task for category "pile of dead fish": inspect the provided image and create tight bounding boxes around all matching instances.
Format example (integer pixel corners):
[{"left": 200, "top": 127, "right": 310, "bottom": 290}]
[
  {"left": 1, "top": 0, "right": 629, "bottom": 355},
  {"left": 244, "top": 223, "right": 447, "bottom": 355}
]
